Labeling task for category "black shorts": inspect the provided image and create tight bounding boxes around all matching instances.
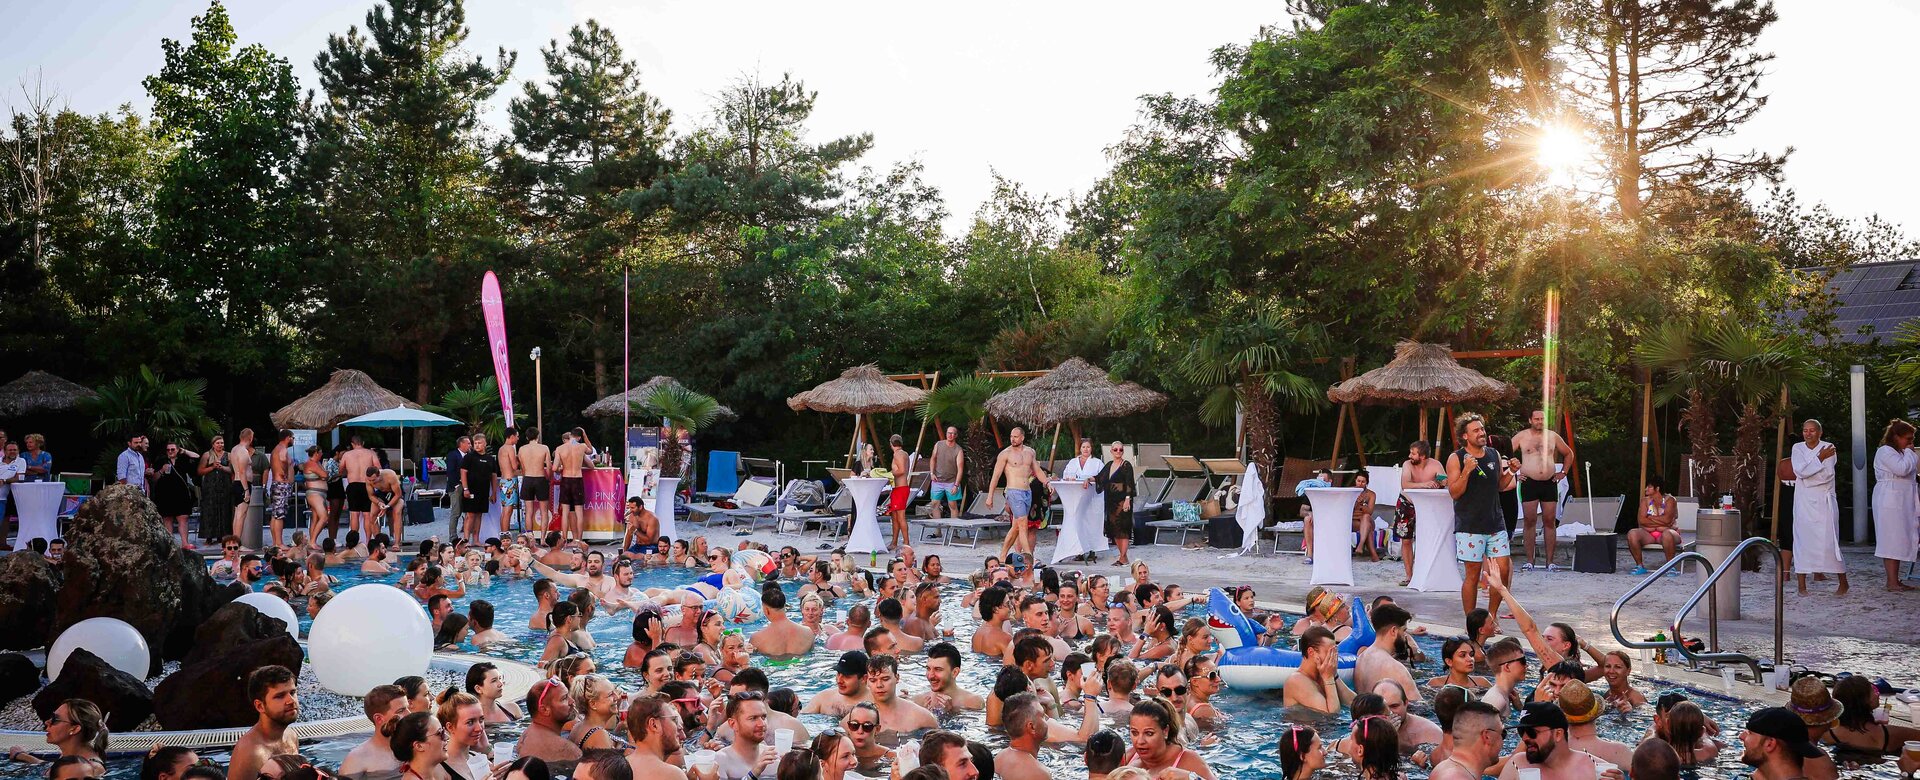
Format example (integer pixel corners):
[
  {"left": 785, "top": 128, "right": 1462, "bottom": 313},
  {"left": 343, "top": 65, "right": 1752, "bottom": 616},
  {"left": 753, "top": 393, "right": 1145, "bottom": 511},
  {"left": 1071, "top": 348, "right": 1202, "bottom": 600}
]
[
  {"left": 347, "top": 482, "right": 372, "bottom": 513},
  {"left": 1520, "top": 478, "right": 1559, "bottom": 504},
  {"left": 560, "top": 477, "right": 585, "bottom": 508},
  {"left": 524, "top": 476, "right": 548, "bottom": 502}
]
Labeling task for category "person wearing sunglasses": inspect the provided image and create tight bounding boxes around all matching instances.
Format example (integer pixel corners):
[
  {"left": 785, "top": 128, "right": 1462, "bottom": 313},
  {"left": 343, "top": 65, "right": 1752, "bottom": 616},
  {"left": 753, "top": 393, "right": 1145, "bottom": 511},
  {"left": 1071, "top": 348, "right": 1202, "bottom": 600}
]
[
  {"left": 386, "top": 711, "right": 450, "bottom": 780},
  {"left": 1480, "top": 636, "right": 1530, "bottom": 716},
  {"left": 1152, "top": 667, "right": 1214, "bottom": 747},
  {"left": 1182, "top": 656, "right": 1223, "bottom": 725},
  {"left": 7, "top": 699, "right": 106, "bottom": 767},
  {"left": 1499, "top": 702, "right": 1619, "bottom": 780}
]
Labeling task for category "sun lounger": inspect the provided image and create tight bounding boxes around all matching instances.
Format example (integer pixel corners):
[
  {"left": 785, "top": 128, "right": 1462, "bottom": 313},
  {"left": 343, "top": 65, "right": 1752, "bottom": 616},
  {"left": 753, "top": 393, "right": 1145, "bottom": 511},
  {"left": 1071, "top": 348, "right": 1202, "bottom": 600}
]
[
  {"left": 774, "top": 489, "right": 854, "bottom": 537},
  {"left": 914, "top": 489, "right": 1008, "bottom": 547},
  {"left": 685, "top": 480, "right": 775, "bottom": 527},
  {"left": 1144, "top": 477, "right": 1211, "bottom": 545}
]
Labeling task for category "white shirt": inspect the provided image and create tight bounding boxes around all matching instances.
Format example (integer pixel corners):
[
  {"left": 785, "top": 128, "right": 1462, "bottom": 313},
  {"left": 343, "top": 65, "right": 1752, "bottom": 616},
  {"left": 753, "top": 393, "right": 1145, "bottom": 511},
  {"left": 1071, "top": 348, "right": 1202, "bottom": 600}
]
[
  {"left": 0, "top": 456, "right": 23, "bottom": 500},
  {"left": 1062, "top": 456, "right": 1103, "bottom": 482}
]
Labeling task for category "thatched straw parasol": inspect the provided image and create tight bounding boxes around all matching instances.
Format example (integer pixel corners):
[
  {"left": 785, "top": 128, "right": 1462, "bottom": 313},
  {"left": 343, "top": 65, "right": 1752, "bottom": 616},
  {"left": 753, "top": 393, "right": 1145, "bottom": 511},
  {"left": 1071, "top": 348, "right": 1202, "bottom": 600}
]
[
  {"left": 1326, "top": 341, "right": 1516, "bottom": 406},
  {"left": 984, "top": 358, "right": 1166, "bottom": 429},
  {"left": 271, "top": 369, "right": 420, "bottom": 431},
  {"left": 0, "top": 371, "right": 98, "bottom": 416},
  {"left": 787, "top": 364, "right": 926, "bottom": 414},
  {"left": 582, "top": 376, "right": 738, "bottom": 421}
]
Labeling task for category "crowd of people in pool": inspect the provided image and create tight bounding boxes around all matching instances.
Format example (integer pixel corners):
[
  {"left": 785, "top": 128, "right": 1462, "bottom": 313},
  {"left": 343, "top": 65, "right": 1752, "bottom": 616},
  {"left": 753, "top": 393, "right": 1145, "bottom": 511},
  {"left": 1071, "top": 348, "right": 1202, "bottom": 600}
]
[{"left": 10, "top": 528, "right": 1920, "bottom": 780}]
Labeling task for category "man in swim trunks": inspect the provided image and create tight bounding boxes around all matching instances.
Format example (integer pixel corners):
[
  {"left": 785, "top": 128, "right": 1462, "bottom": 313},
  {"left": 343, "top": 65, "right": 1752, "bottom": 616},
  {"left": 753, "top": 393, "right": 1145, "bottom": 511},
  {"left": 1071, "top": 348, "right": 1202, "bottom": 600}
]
[
  {"left": 1396, "top": 440, "right": 1444, "bottom": 585},
  {"left": 929, "top": 426, "right": 965, "bottom": 519},
  {"left": 497, "top": 427, "right": 521, "bottom": 534},
  {"left": 339, "top": 435, "right": 379, "bottom": 552},
  {"left": 987, "top": 427, "right": 1052, "bottom": 561},
  {"left": 518, "top": 427, "right": 551, "bottom": 533},
  {"left": 230, "top": 428, "right": 256, "bottom": 548},
  {"left": 622, "top": 497, "right": 661, "bottom": 561},
  {"left": 1448, "top": 413, "right": 1515, "bottom": 619},
  {"left": 1512, "top": 410, "right": 1574, "bottom": 571},
  {"left": 887, "top": 434, "right": 912, "bottom": 550},
  {"left": 556, "top": 427, "right": 590, "bottom": 545},
  {"left": 267, "top": 429, "right": 294, "bottom": 549}
]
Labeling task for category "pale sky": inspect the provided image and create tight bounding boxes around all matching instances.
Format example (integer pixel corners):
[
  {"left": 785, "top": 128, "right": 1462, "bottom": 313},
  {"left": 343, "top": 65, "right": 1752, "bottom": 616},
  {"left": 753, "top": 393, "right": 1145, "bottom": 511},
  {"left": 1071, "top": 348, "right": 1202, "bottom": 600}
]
[{"left": 4, "top": 0, "right": 1915, "bottom": 240}]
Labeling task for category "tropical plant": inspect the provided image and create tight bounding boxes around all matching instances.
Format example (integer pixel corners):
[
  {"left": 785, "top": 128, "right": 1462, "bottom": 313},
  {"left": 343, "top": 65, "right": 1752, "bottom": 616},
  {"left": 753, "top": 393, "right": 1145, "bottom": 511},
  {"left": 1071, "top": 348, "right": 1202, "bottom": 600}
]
[
  {"left": 428, "top": 377, "right": 517, "bottom": 442},
  {"left": 917, "top": 376, "right": 1017, "bottom": 493},
  {"left": 1634, "top": 319, "right": 1724, "bottom": 501},
  {"left": 84, "top": 365, "right": 219, "bottom": 453},
  {"left": 1875, "top": 320, "right": 1920, "bottom": 400},
  {"left": 1702, "top": 324, "right": 1818, "bottom": 535},
  {"left": 1176, "top": 303, "right": 1327, "bottom": 497},
  {"left": 633, "top": 385, "right": 720, "bottom": 478}
]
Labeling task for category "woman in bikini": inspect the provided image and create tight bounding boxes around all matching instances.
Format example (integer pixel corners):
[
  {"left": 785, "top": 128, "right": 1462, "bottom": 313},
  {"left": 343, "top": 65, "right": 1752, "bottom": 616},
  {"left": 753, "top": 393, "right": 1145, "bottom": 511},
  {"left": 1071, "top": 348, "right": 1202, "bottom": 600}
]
[
  {"left": 1627, "top": 475, "right": 1681, "bottom": 576},
  {"left": 689, "top": 608, "right": 727, "bottom": 667},
  {"left": 1130, "top": 605, "right": 1177, "bottom": 662},
  {"left": 1598, "top": 650, "right": 1647, "bottom": 712},
  {"left": 566, "top": 674, "right": 631, "bottom": 751},
  {"left": 539, "top": 602, "right": 585, "bottom": 665},
  {"left": 1424, "top": 636, "right": 1494, "bottom": 693},
  {"left": 465, "top": 662, "right": 522, "bottom": 724},
  {"left": 1828, "top": 675, "right": 1920, "bottom": 756},
  {"left": 300, "top": 446, "right": 332, "bottom": 547},
  {"left": 1291, "top": 586, "right": 1354, "bottom": 642}
]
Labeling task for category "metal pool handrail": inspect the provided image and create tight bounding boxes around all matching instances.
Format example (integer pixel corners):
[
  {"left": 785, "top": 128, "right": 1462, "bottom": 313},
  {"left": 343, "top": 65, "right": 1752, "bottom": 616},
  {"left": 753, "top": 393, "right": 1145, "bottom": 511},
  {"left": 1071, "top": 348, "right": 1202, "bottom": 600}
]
[
  {"left": 1609, "top": 551, "right": 1701, "bottom": 655},
  {"left": 1669, "top": 536, "right": 1784, "bottom": 682}
]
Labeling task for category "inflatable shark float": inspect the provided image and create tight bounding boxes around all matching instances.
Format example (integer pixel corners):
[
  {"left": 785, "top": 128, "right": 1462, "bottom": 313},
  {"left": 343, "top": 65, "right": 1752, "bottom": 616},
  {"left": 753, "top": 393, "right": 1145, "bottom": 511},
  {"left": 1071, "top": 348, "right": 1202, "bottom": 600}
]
[{"left": 1206, "top": 587, "right": 1374, "bottom": 690}]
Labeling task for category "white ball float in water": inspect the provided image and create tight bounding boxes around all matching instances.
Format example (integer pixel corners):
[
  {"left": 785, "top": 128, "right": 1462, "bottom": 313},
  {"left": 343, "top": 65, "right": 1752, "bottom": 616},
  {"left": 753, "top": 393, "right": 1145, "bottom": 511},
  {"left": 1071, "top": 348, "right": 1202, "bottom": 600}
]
[
  {"left": 308, "top": 584, "right": 432, "bottom": 696},
  {"left": 48, "top": 617, "right": 150, "bottom": 681},
  {"left": 234, "top": 591, "right": 301, "bottom": 639}
]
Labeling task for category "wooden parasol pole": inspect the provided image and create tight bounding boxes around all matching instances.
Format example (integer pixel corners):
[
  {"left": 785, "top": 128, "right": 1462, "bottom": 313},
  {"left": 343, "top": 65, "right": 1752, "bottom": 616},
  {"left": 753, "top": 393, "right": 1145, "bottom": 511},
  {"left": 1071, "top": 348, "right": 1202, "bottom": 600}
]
[
  {"left": 1329, "top": 403, "right": 1348, "bottom": 469},
  {"left": 913, "top": 371, "right": 940, "bottom": 454},
  {"left": 1770, "top": 385, "right": 1790, "bottom": 542},
  {"left": 1637, "top": 373, "right": 1652, "bottom": 500},
  {"left": 1047, "top": 423, "right": 1063, "bottom": 462}
]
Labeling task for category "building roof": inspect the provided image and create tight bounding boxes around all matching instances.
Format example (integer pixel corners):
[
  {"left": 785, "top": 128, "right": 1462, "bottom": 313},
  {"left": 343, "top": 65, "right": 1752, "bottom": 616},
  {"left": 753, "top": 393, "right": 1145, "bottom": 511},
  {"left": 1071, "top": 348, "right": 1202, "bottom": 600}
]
[{"left": 1790, "top": 260, "right": 1920, "bottom": 344}]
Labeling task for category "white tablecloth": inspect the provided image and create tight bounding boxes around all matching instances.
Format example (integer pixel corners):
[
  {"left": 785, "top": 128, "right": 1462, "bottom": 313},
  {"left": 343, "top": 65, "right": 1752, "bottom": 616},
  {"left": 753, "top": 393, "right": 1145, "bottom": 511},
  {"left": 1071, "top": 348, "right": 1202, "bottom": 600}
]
[
  {"left": 842, "top": 478, "right": 890, "bottom": 554},
  {"left": 1403, "top": 488, "right": 1463, "bottom": 592},
  {"left": 1366, "top": 465, "right": 1404, "bottom": 509},
  {"left": 653, "top": 477, "right": 680, "bottom": 542},
  {"left": 13, "top": 482, "right": 65, "bottom": 549},
  {"left": 1048, "top": 481, "right": 1107, "bottom": 563},
  {"left": 1307, "top": 487, "right": 1362, "bottom": 586}
]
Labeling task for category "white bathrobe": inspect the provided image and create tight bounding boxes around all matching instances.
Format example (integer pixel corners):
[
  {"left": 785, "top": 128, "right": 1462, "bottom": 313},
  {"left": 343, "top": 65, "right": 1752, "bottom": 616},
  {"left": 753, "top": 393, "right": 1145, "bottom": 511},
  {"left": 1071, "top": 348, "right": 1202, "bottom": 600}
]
[
  {"left": 1791, "top": 440, "right": 1845, "bottom": 574},
  {"left": 1871, "top": 444, "right": 1919, "bottom": 562}
]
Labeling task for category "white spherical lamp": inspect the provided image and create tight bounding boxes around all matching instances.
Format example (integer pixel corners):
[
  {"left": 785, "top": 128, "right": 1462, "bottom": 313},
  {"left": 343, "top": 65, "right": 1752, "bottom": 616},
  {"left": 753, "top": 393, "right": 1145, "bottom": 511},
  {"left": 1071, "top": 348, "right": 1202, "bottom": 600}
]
[
  {"left": 48, "top": 618, "right": 150, "bottom": 681},
  {"left": 234, "top": 592, "right": 302, "bottom": 639},
  {"left": 308, "top": 584, "right": 432, "bottom": 696}
]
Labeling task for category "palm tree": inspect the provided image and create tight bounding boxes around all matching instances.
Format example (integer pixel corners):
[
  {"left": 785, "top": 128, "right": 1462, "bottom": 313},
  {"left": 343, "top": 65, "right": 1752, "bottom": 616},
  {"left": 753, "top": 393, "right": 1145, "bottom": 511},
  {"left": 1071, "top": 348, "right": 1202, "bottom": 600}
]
[
  {"left": 1176, "top": 303, "right": 1326, "bottom": 497},
  {"left": 85, "top": 365, "right": 218, "bottom": 446},
  {"left": 1634, "top": 319, "right": 1723, "bottom": 500},
  {"left": 1874, "top": 319, "right": 1920, "bottom": 399},
  {"left": 634, "top": 386, "right": 720, "bottom": 478},
  {"left": 1703, "top": 323, "right": 1818, "bottom": 536},
  {"left": 428, "top": 378, "right": 519, "bottom": 442},
  {"left": 918, "top": 376, "right": 1017, "bottom": 494}
]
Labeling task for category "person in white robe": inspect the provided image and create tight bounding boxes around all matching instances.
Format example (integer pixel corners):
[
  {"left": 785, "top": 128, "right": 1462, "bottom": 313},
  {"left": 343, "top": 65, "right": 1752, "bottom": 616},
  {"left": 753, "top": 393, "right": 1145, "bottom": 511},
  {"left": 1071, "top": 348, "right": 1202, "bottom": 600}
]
[
  {"left": 1791, "top": 418, "right": 1848, "bottom": 596},
  {"left": 1871, "top": 419, "right": 1918, "bottom": 592}
]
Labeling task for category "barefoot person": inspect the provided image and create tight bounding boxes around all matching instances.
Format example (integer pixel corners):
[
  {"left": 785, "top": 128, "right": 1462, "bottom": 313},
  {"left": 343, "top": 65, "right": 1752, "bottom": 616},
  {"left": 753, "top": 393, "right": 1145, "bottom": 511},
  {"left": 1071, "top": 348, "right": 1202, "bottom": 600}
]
[
  {"left": 1626, "top": 476, "right": 1680, "bottom": 575},
  {"left": 1397, "top": 441, "right": 1443, "bottom": 586},
  {"left": 1512, "top": 411, "right": 1573, "bottom": 571},
  {"left": 987, "top": 427, "right": 1052, "bottom": 561},
  {"left": 498, "top": 428, "right": 522, "bottom": 535},
  {"left": 885, "top": 435, "right": 913, "bottom": 550},
  {"left": 229, "top": 428, "right": 256, "bottom": 547},
  {"left": 556, "top": 429, "right": 591, "bottom": 545},
  {"left": 340, "top": 436, "right": 380, "bottom": 550},
  {"left": 1094, "top": 441, "right": 1137, "bottom": 566},
  {"left": 1872, "top": 419, "right": 1918, "bottom": 592},
  {"left": 929, "top": 427, "right": 965, "bottom": 519},
  {"left": 267, "top": 430, "right": 294, "bottom": 548},
  {"left": 1790, "top": 419, "right": 1849, "bottom": 596},
  {"left": 1448, "top": 413, "right": 1514, "bottom": 619},
  {"left": 228, "top": 666, "right": 300, "bottom": 780},
  {"left": 520, "top": 428, "right": 551, "bottom": 534}
]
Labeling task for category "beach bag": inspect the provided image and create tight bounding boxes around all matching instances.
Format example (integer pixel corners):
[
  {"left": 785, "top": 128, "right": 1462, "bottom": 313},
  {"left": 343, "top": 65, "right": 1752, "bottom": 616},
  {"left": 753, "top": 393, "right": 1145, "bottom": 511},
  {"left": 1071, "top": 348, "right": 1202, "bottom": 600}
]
[
  {"left": 1173, "top": 501, "right": 1201, "bottom": 524},
  {"left": 1199, "top": 499, "right": 1222, "bottom": 517}
]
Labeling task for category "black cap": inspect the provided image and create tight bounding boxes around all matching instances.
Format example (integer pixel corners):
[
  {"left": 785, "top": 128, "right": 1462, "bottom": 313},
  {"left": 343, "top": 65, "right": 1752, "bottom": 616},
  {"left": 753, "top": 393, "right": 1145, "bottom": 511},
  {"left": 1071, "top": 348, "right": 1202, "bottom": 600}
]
[
  {"left": 1517, "top": 701, "right": 1570, "bottom": 731},
  {"left": 835, "top": 650, "right": 870, "bottom": 677},
  {"left": 1745, "top": 707, "right": 1825, "bottom": 759}
]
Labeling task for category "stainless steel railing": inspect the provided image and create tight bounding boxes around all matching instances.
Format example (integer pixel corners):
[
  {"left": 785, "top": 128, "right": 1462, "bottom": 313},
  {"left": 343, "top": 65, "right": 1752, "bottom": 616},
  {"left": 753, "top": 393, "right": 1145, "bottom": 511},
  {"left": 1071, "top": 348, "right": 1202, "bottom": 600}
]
[{"left": 1609, "top": 538, "right": 1784, "bottom": 682}]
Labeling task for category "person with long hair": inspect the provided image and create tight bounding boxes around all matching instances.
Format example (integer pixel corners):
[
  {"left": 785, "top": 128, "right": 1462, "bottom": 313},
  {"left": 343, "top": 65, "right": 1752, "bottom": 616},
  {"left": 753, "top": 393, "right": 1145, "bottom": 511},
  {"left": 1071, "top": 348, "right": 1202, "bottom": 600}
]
[
  {"left": 8, "top": 699, "right": 107, "bottom": 764},
  {"left": 196, "top": 435, "right": 236, "bottom": 546},
  {"left": 1126, "top": 697, "right": 1216, "bottom": 779},
  {"left": 540, "top": 602, "right": 584, "bottom": 665},
  {"left": 1291, "top": 587, "right": 1354, "bottom": 641},
  {"left": 1872, "top": 419, "right": 1919, "bottom": 591},
  {"left": 1661, "top": 701, "right": 1723, "bottom": 766},
  {"left": 139, "top": 746, "right": 201, "bottom": 780},
  {"left": 1827, "top": 675, "right": 1920, "bottom": 755},
  {"left": 436, "top": 692, "right": 489, "bottom": 780},
  {"left": 390, "top": 711, "right": 450, "bottom": 780},
  {"left": 806, "top": 729, "right": 858, "bottom": 780},
  {"left": 1425, "top": 636, "right": 1494, "bottom": 691},
  {"left": 1171, "top": 618, "right": 1213, "bottom": 669},
  {"left": 1279, "top": 725, "right": 1325, "bottom": 780},
  {"left": 1130, "top": 605, "right": 1177, "bottom": 662},
  {"left": 152, "top": 440, "right": 199, "bottom": 548},
  {"left": 465, "top": 662, "right": 522, "bottom": 723},
  {"left": 299, "top": 445, "right": 332, "bottom": 550},
  {"left": 1351, "top": 713, "right": 1402, "bottom": 780},
  {"left": 567, "top": 674, "right": 630, "bottom": 751}
]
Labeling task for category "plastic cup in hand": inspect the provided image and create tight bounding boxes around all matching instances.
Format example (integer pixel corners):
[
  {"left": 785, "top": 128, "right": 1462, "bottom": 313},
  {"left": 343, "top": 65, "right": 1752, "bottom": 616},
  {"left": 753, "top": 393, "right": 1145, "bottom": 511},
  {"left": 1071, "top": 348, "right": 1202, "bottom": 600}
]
[
  {"left": 1721, "top": 668, "right": 1737, "bottom": 689},
  {"left": 774, "top": 728, "right": 795, "bottom": 754},
  {"left": 1595, "top": 762, "right": 1619, "bottom": 779},
  {"left": 1903, "top": 741, "right": 1920, "bottom": 762},
  {"left": 690, "top": 750, "right": 718, "bottom": 779},
  {"left": 1081, "top": 661, "right": 1097, "bottom": 679},
  {"left": 1519, "top": 768, "right": 1542, "bottom": 780}
]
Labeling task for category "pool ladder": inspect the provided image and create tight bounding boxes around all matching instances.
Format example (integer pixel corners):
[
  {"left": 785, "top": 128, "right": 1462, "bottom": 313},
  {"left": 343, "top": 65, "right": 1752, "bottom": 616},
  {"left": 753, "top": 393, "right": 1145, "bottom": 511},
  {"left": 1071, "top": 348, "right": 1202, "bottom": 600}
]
[{"left": 1608, "top": 537, "right": 1784, "bottom": 682}]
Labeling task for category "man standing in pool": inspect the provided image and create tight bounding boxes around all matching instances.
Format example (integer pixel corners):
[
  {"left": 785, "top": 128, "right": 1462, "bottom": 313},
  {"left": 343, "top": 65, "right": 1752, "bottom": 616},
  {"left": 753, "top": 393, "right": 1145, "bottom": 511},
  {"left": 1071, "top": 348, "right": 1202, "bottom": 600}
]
[
  {"left": 1512, "top": 410, "right": 1574, "bottom": 571},
  {"left": 714, "top": 692, "right": 778, "bottom": 780},
  {"left": 625, "top": 695, "right": 687, "bottom": 779},
  {"left": 556, "top": 428, "right": 591, "bottom": 545},
  {"left": 1281, "top": 627, "right": 1353, "bottom": 714},
  {"left": 987, "top": 427, "right": 1052, "bottom": 562},
  {"left": 1448, "top": 413, "right": 1515, "bottom": 619},
  {"left": 228, "top": 665, "right": 301, "bottom": 780},
  {"left": 1355, "top": 602, "right": 1424, "bottom": 704},
  {"left": 532, "top": 547, "right": 620, "bottom": 601},
  {"left": 748, "top": 585, "right": 815, "bottom": 657}
]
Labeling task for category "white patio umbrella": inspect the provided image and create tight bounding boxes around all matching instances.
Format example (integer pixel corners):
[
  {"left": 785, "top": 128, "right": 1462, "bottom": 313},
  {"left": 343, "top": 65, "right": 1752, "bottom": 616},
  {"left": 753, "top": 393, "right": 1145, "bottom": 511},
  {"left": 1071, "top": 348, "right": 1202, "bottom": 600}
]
[{"left": 337, "top": 406, "right": 463, "bottom": 480}]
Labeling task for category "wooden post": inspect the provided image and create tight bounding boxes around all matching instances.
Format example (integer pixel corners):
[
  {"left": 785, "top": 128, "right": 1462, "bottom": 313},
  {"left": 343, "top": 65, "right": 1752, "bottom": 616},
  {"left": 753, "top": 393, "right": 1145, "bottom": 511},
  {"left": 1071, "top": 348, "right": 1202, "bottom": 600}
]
[
  {"left": 1770, "top": 385, "right": 1791, "bottom": 542},
  {"left": 913, "top": 371, "right": 940, "bottom": 454},
  {"left": 1347, "top": 400, "right": 1366, "bottom": 466},
  {"left": 864, "top": 415, "right": 883, "bottom": 459},
  {"left": 1419, "top": 407, "right": 1430, "bottom": 446},
  {"left": 1637, "top": 376, "right": 1652, "bottom": 500},
  {"left": 846, "top": 413, "right": 864, "bottom": 469},
  {"left": 1329, "top": 403, "right": 1349, "bottom": 470},
  {"left": 1047, "top": 423, "right": 1063, "bottom": 462}
]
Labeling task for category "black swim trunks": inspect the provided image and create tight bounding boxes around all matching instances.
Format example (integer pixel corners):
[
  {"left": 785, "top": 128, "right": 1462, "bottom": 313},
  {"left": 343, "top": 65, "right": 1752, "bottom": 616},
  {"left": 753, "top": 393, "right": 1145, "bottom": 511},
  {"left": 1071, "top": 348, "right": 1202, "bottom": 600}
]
[
  {"left": 560, "top": 476, "right": 586, "bottom": 508},
  {"left": 347, "top": 482, "right": 372, "bottom": 513},
  {"left": 1520, "top": 477, "right": 1559, "bottom": 504}
]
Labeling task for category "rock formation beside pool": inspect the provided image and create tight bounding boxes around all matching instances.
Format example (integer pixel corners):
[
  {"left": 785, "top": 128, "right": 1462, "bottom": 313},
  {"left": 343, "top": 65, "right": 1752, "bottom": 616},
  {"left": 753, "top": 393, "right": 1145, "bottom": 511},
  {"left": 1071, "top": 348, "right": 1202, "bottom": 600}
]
[
  {"left": 31, "top": 648, "right": 152, "bottom": 732},
  {"left": 152, "top": 605, "right": 303, "bottom": 730},
  {"left": 0, "top": 551, "right": 59, "bottom": 651}
]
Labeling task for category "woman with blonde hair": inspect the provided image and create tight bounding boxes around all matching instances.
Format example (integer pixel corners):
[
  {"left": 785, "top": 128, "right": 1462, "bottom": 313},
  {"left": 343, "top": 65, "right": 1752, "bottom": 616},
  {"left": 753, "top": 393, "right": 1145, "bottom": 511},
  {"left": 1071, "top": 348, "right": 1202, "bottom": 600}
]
[
  {"left": 566, "top": 674, "right": 629, "bottom": 750},
  {"left": 435, "top": 690, "right": 490, "bottom": 780},
  {"left": 1872, "top": 418, "right": 1918, "bottom": 591}
]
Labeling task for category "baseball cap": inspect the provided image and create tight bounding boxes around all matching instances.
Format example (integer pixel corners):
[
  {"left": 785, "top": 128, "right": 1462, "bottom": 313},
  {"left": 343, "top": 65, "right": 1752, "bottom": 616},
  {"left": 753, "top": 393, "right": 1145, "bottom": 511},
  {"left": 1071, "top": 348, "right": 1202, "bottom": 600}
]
[
  {"left": 835, "top": 650, "right": 871, "bottom": 677},
  {"left": 1745, "top": 707, "right": 1825, "bottom": 759},
  {"left": 1517, "top": 701, "right": 1570, "bottom": 731}
]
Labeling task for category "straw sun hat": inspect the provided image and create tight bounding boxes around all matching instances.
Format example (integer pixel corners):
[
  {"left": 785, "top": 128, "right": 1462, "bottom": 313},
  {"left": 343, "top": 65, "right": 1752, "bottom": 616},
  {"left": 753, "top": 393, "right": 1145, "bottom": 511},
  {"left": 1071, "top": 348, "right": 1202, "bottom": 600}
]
[
  {"left": 1788, "top": 676, "right": 1845, "bottom": 726},
  {"left": 1556, "top": 679, "right": 1605, "bottom": 725}
]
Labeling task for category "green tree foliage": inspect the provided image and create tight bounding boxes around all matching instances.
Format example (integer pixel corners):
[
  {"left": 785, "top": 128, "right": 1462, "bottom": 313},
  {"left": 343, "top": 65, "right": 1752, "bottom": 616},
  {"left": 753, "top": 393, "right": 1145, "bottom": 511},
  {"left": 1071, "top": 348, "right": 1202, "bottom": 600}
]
[
  {"left": 142, "top": 1, "right": 302, "bottom": 386},
  {"left": 302, "top": 0, "right": 515, "bottom": 411},
  {"left": 634, "top": 385, "right": 721, "bottom": 478},
  {"left": 502, "top": 20, "right": 671, "bottom": 399},
  {"left": 427, "top": 377, "right": 517, "bottom": 442},
  {"left": 84, "top": 365, "right": 218, "bottom": 448}
]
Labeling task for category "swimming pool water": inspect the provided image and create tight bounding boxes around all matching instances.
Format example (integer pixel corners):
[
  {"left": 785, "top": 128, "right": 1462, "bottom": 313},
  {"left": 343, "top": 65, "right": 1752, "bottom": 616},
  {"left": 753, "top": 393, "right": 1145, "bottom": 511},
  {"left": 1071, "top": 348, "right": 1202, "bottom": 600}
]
[{"left": 19, "top": 560, "right": 1907, "bottom": 780}]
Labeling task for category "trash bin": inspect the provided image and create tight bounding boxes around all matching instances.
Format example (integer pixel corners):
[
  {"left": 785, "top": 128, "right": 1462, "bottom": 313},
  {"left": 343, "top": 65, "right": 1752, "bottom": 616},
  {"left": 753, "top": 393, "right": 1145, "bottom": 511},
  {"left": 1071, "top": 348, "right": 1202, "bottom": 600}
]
[
  {"left": 1696, "top": 508, "right": 1743, "bottom": 620},
  {"left": 241, "top": 485, "right": 266, "bottom": 551}
]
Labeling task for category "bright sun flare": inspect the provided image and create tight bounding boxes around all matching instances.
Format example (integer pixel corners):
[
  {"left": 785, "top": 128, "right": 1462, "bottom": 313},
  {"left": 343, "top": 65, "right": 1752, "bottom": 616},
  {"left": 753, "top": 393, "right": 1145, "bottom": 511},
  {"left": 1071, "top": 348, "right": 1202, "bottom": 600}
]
[{"left": 1533, "top": 124, "right": 1592, "bottom": 186}]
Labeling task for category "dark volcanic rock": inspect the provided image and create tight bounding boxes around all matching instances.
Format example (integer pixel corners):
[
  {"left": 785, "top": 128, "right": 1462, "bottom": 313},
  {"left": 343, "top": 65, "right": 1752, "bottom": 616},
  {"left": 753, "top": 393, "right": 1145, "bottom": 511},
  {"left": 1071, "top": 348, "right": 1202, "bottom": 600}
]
[
  {"left": 164, "top": 546, "right": 240, "bottom": 662},
  {"left": 0, "top": 551, "right": 59, "bottom": 650},
  {"left": 0, "top": 653, "right": 39, "bottom": 704},
  {"left": 152, "top": 634, "right": 302, "bottom": 730},
  {"left": 183, "top": 602, "right": 288, "bottom": 668},
  {"left": 54, "top": 485, "right": 184, "bottom": 675},
  {"left": 31, "top": 648, "right": 152, "bottom": 732}
]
